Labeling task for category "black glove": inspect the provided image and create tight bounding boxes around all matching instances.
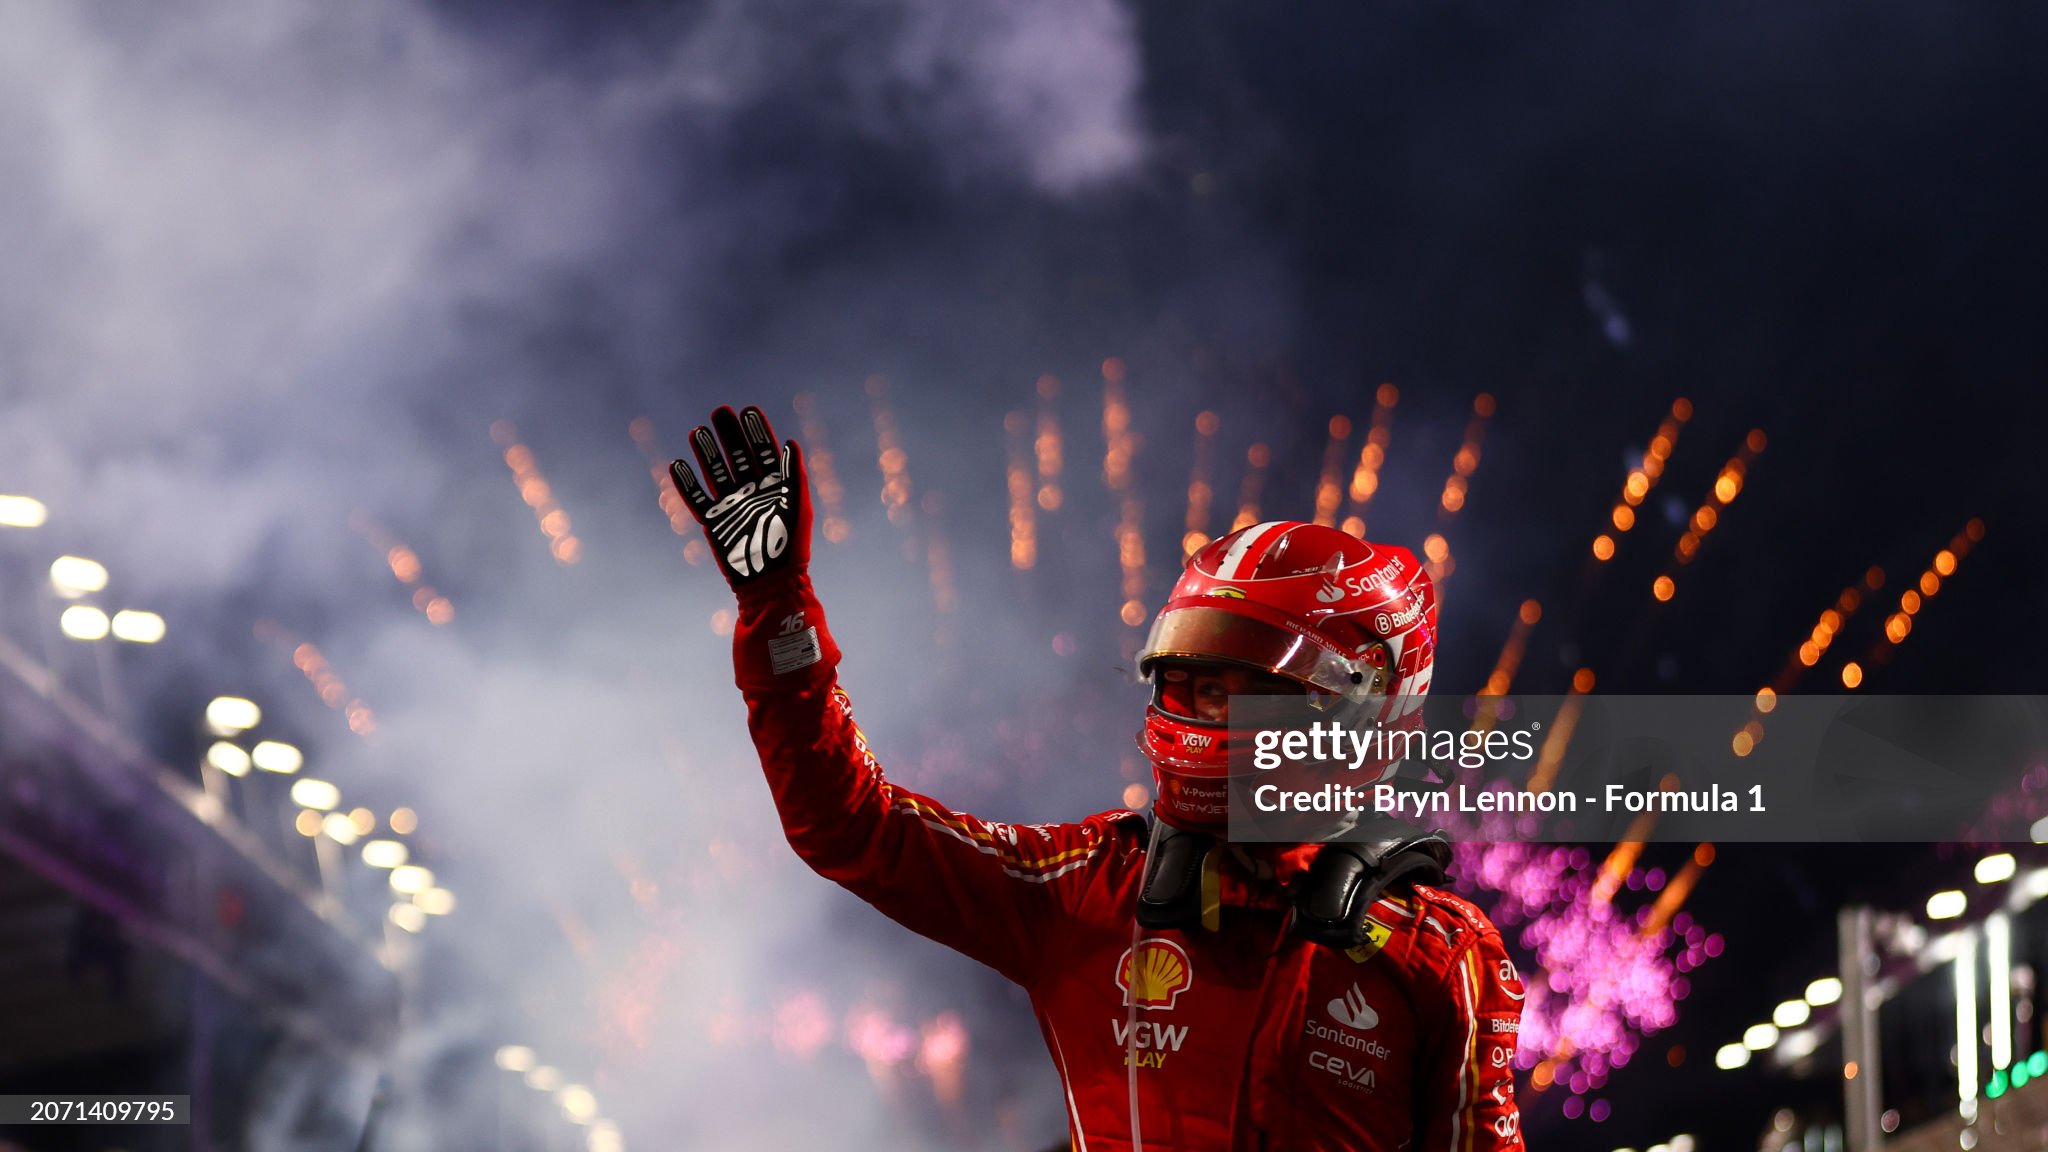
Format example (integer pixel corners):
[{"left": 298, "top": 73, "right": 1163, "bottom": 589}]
[{"left": 670, "top": 405, "right": 811, "bottom": 589}]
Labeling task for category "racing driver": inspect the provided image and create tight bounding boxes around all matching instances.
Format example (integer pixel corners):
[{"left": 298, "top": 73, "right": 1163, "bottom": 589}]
[{"left": 671, "top": 404, "right": 1525, "bottom": 1151}]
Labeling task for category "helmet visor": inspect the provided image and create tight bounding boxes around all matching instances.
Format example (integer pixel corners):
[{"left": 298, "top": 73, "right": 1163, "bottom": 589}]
[{"left": 1139, "top": 604, "right": 1375, "bottom": 700}]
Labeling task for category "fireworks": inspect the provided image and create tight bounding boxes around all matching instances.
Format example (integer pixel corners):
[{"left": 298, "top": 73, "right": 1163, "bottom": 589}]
[
  {"left": 1101, "top": 359, "right": 1147, "bottom": 627},
  {"left": 1035, "top": 375, "right": 1064, "bottom": 512},
  {"left": 867, "top": 376, "right": 915, "bottom": 526},
  {"left": 1232, "top": 442, "right": 1270, "bottom": 532},
  {"left": 490, "top": 420, "right": 582, "bottom": 566},
  {"left": 1312, "top": 414, "right": 1352, "bottom": 527},
  {"left": 1183, "top": 410, "right": 1221, "bottom": 558},
  {"left": 254, "top": 620, "right": 378, "bottom": 736},
  {"left": 1438, "top": 393, "right": 1495, "bottom": 518},
  {"left": 1652, "top": 428, "right": 1764, "bottom": 601},
  {"left": 1592, "top": 398, "right": 1692, "bottom": 563},
  {"left": 1854, "top": 517, "right": 1985, "bottom": 682},
  {"left": 791, "top": 393, "right": 851, "bottom": 543},
  {"left": 1005, "top": 410, "right": 1037, "bottom": 570},
  {"left": 1341, "top": 384, "right": 1398, "bottom": 538},
  {"left": 348, "top": 513, "right": 455, "bottom": 625},
  {"left": 1483, "top": 599, "right": 1543, "bottom": 697}
]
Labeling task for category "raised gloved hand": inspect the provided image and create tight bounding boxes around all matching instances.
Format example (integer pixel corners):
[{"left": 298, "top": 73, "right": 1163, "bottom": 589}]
[{"left": 670, "top": 405, "right": 811, "bottom": 590}]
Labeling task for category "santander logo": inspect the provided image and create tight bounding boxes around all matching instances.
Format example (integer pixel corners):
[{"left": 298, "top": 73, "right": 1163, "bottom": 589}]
[{"left": 1316, "top": 582, "right": 1344, "bottom": 604}]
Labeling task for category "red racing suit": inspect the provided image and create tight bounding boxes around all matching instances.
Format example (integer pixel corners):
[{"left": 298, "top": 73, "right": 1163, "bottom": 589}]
[{"left": 734, "top": 574, "right": 1526, "bottom": 1152}]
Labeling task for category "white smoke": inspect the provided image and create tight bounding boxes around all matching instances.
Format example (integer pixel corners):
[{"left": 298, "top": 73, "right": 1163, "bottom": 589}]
[{"left": 0, "top": 0, "right": 1151, "bottom": 1148}]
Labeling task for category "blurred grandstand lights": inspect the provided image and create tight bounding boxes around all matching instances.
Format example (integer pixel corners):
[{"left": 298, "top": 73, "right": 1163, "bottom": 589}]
[
  {"left": 289, "top": 778, "right": 340, "bottom": 811},
  {"left": 294, "top": 810, "right": 322, "bottom": 836},
  {"left": 361, "top": 840, "right": 408, "bottom": 869},
  {"left": 559, "top": 1084, "right": 598, "bottom": 1123},
  {"left": 390, "top": 864, "right": 434, "bottom": 894},
  {"left": 206, "top": 696, "right": 261, "bottom": 732},
  {"left": 414, "top": 888, "right": 456, "bottom": 916},
  {"left": 206, "top": 741, "right": 252, "bottom": 777},
  {"left": 1715, "top": 1043, "right": 1750, "bottom": 1070},
  {"left": 1958, "top": 930, "right": 1980, "bottom": 1115},
  {"left": 389, "top": 807, "right": 418, "bottom": 834},
  {"left": 250, "top": 740, "right": 302, "bottom": 774},
  {"left": 1806, "top": 977, "right": 1843, "bottom": 1006},
  {"left": 1929, "top": 890, "right": 1969, "bottom": 920},
  {"left": 321, "top": 813, "right": 359, "bottom": 845},
  {"left": 0, "top": 494, "right": 48, "bottom": 528},
  {"left": 1670, "top": 1136, "right": 1694, "bottom": 1152},
  {"left": 58, "top": 605, "right": 110, "bottom": 640},
  {"left": 1776, "top": 1029, "right": 1820, "bottom": 1061},
  {"left": 2022, "top": 869, "right": 2048, "bottom": 901},
  {"left": 348, "top": 808, "right": 375, "bottom": 836},
  {"left": 109, "top": 610, "right": 165, "bottom": 643},
  {"left": 588, "top": 1122, "right": 623, "bottom": 1152},
  {"left": 1976, "top": 853, "right": 2017, "bottom": 884},
  {"left": 1743, "top": 1023, "right": 1780, "bottom": 1050},
  {"left": 1989, "top": 913, "right": 2013, "bottom": 1070},
  {"left": 389, "top": 903, "right": 426, "bottom": 933},
  {"left": 1773, "top": 999, "right": 1812, "bottom": 1028},
  {"left": 494, "top": 1046, "right": 536, "bottom": 1073},
  {"left": 526, "top": 1066, "right": 562, "bottom": 1092},
  {"left": 49, "top": 556, "right": 108, "bottom": 597}
]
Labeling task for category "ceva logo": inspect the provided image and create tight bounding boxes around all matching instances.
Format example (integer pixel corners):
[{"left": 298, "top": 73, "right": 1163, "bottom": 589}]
[{"left": 1118, "top": 941, "right": 1194, "bottom": 1009}]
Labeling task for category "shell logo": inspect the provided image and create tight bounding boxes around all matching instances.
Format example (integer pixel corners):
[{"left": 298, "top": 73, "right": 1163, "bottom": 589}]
[{"left": 1117, "top": 941, "right": 1194, "bottom": 1009}]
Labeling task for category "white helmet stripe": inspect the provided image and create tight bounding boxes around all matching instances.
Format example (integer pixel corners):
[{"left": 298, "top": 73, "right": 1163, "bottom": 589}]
[{"left": 1212, "top": 521, "right": 1290, "bottom": 580}]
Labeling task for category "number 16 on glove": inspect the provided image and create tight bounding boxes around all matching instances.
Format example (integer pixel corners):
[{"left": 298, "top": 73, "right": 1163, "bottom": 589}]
[{"left": 669, "top": 405, "right": 813, "bottom": 589}]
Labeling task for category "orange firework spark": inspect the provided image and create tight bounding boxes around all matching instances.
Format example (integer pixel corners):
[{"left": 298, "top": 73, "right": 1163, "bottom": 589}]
[
  {"left": 1035, "top": 375, "right": 1064, "bottom": 512},
  {"left": 1851, "top": 518, "right": 1985, "bottom": 685},
  {"left": 628, "top": 416, "right": 708, "bottom": 566},
  {"left": 1232, "top": 442, "right": 1270, "bottom": 532},
  {"left": 1313, "top": 414, "right": 1353, "bottom": 527},
  {"left": 867, "top": 377, "right": 915, "bottom": 526},
  {"left": 252, "top": 620, "right": 378, "bottom": 736},
  {"left": 1342, "top": 384, "right": 1399, "bottom": 538},
  {"left": 1422, "top": 531, "right": 1453, "bottom": 583},
  {"left": 1438, "top": 393, "right": 1495, "bottom": 518},
  {"left": 490, "top": 420, "right": 582, "bottom": 565},
  {"left": 1005, "top": 411, "right": 1037, "bottom": 570},
  {"left": 1483, "top": 600, "right": 1543, "bottom": 696},
  {"left": 1101, "top": 359, "right": 1147, "bottom": 626},
  {"left": 791, "top": 393, "right": 850, "bottom": 543},
  {"left": 1652, "top": 428, "right": 1765, "bottom": 601},
  {"left": 1592, "top": 397, "right": 1692, "bottom": 562},
  {"left": 1183, "top": 410, "right": 1221, "bottom": 559},
  {"left": 348, "top": 513, "right": 455, "bottom": 625}
]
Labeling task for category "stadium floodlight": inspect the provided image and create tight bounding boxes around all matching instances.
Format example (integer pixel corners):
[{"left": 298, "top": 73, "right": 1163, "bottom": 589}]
[
  {"left": 0, "top": 495, "right": 48, "bottom": 528},
  {"left": 588, "top": 1122, "right": 623, "bottom": 1152},
  {"left": 1976, "top": 853, "right": 2017, "bottom": 884},
  {"left": 1715, "top": 1043, "right": 1750, "bottom": 1070},
  {"left": 389, "top": 903, "right": 427, "bottom": 933},
  {"left": 251, "top": 740, "right": 302, "bottom": 774},
  {"left": 526, "top": 1066, "right": 562, "bottom": 1092},
  {"left": 1805, "top": 977, "right": 1843, "bottom": 1006},
  {"left": 58, "top": 605, "right": 110, "bottom": 641},
  {"left": 290, "top": 778, "right": 340, "bottom": 811},
  {"left": 1927, "top": 890, "right": 1968, "bottom": 920},
  {"left": 206, "top": 696, "right": 261, "bottom": 732},
  {"left": 361, "top": 840, "right": 408, "bottom": 869},
  {"left": 390, "top": 865, "right": 434, "bottom": 894},
  {"left": 495, "top": 1046, "right": 535, "bottom": 1073},
  {"left": 1773, "top": 1000, "right": 1811, "bottom": 1028},
  {"left": 415, "top": 888, "right": 456, "bottom": 916},
  {"left": 49, "top": 556, "right": 108, "bottom": 597},
  {"left": 559, "top": 1085, "right": 597, "bottom": 1123},
  {"left": 321, "top": 813, "right": 360, "bottom": 845},
  {"left": 110, "top": 610, "right": 165, "bottom": 643},
  {"left": 1742, "top": 1023, "right": 1779, "bottom": 1051},
  {"left": 206, "top": 742, "right": 253, "bottom": 777}
]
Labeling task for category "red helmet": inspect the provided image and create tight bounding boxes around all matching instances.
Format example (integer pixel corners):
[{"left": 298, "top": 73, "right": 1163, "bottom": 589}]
[{"left": 1135, "top": 521, "right": 1439, "bottom": 832}]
